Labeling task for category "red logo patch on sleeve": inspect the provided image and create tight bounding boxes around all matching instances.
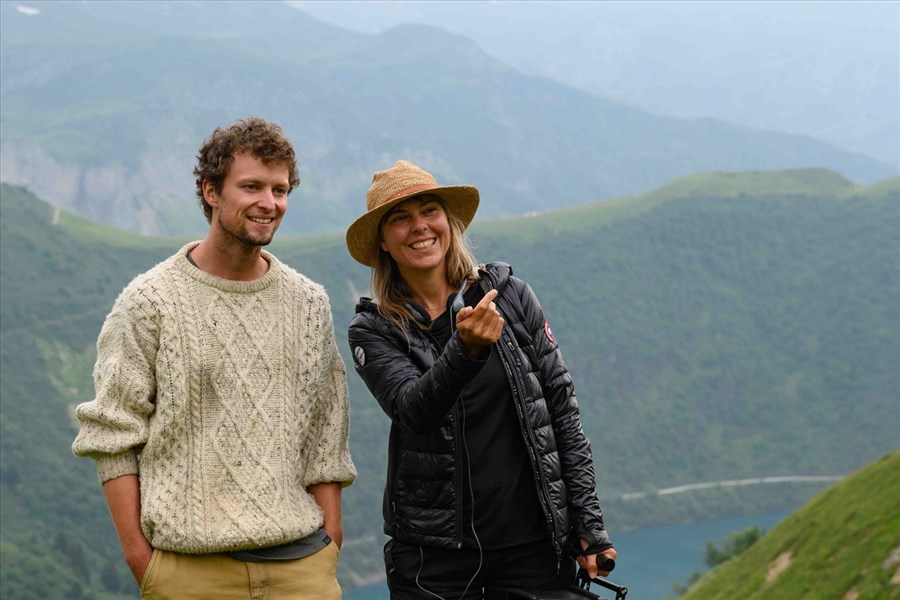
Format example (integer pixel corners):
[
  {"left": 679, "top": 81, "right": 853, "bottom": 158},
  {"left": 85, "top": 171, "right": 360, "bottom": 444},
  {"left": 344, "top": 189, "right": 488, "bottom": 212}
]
[{"left": 544, "top": 320, "right": 556, "bottom": 344}]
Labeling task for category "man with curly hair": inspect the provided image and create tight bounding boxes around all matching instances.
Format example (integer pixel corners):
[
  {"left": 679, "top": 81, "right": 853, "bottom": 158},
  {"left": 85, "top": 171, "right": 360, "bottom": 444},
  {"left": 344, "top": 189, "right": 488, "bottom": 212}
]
[{"left": 73, "top": 117, "right": 356, "bottom": 599}]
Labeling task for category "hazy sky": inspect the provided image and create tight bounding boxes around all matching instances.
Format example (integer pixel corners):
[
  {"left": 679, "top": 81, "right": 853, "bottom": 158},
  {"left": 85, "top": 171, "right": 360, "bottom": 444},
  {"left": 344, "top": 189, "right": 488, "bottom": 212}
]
[{"left": 294, "top": 1, "right": 900, "bottom": 166}]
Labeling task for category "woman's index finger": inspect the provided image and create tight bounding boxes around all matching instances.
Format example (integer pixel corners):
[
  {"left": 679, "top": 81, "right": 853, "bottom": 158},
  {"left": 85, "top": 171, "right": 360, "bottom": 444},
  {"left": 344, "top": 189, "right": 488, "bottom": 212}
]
[{"left": 475, "top": 289, "right": 499, "bottom": 310}]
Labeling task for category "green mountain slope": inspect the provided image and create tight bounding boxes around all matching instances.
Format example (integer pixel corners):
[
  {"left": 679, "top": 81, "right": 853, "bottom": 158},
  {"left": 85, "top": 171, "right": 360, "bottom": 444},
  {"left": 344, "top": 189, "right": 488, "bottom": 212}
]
[
  {"left": 475, "top": 172, "right": 900, "bottom": 491},
  {"left": 1, "top": 172, "right": 898, "bottom": 597},
  {"left": 681, "top": 451, "right": 900, "bottom": 600},
  {"left": 1, "top": 1, "right": 894, "bottom": 238}
]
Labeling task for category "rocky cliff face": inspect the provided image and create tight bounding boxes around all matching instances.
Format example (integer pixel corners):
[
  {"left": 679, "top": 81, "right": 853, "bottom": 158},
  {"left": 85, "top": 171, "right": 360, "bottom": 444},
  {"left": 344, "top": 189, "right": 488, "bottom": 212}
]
[{"left": 1, "top": 141, "right": 202, "bottom": 236}]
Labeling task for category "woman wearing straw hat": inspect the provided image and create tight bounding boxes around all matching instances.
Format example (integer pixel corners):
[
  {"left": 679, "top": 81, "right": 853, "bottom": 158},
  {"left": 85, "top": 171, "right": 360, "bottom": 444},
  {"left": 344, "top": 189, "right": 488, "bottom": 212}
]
[{"left": 347, "top": 160, "right": 617, "bottom": 599}]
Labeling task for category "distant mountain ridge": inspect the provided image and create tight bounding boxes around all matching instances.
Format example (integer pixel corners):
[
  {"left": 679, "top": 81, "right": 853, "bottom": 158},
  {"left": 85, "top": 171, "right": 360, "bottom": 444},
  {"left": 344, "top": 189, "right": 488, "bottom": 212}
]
[
  {"left": 1, "top": 169, "right": 897, "bottom": 598},
  {"left": 0, "top": 1, "right": 894, "bottom": 239},
  {"left": 296, "top": 1, "right": 900, "bottom": 168}
]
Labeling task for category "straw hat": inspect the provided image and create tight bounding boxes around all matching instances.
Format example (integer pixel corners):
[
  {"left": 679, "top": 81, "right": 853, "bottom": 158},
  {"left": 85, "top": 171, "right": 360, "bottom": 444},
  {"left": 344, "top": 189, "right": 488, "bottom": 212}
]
[{"left": 346, "top": 160, "right": 480, "bottom": 267}]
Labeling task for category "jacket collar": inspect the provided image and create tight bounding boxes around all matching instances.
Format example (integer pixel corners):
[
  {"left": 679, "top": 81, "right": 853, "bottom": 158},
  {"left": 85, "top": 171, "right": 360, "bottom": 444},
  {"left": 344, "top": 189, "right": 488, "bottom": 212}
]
[{"left": 477, "top": 262, "right": 513, "bottom": 296}]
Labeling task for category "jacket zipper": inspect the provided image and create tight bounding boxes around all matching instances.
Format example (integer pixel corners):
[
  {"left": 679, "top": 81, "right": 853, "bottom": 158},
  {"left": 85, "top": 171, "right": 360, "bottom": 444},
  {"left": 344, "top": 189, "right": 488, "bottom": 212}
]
[
  {"left": 453, "top": 399, "right": 464, "bottom": 548},
  {"left": 498, "top": 329, "right": 562, "bottom": 569}
]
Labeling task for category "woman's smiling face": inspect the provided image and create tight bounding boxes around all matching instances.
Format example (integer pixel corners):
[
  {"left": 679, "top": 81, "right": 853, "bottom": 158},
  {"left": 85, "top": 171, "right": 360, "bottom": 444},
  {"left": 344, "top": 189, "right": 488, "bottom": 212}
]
[{"left": 379, "top": 195, "right": 450, "bottom": 278}]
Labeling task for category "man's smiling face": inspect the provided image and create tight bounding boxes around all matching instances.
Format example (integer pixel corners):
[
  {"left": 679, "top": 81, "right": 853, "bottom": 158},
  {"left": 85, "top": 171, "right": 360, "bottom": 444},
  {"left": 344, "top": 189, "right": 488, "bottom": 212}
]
[{"left": 205, "top": 152, "right": 290, "bottom": 248}]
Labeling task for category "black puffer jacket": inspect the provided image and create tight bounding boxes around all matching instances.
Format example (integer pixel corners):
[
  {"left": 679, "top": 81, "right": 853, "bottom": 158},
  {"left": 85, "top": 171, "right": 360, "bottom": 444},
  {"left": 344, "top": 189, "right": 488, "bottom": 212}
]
[{"left": 348, "top": 263, "right": 612, "bottom": 560}]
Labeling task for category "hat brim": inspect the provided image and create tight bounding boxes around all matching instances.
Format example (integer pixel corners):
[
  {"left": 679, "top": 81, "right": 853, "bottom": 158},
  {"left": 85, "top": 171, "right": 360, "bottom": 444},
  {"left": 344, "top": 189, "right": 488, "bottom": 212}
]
[{"left": 346, "top": 185, "right": 480, "bottom": 267}]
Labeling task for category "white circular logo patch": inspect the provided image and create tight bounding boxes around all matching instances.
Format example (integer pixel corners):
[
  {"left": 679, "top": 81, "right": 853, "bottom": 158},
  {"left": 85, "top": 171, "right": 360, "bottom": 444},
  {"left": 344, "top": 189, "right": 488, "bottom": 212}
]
[{"left": 353, "top": 346, "right": 366, "bottom": 367}]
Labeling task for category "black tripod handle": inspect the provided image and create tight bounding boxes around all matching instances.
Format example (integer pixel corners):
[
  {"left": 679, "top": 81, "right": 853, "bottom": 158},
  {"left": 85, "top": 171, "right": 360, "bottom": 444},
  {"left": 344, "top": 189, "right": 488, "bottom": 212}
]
[{"left": 577, "top": 567, "right": 629, "bottom": 600}]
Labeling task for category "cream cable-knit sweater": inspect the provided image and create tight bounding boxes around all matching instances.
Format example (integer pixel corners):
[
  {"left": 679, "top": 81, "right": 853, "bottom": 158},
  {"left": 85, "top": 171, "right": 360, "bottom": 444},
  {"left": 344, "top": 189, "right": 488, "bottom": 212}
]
[{"left": 72, "top": 242, "right": 356, "bottom": 554}]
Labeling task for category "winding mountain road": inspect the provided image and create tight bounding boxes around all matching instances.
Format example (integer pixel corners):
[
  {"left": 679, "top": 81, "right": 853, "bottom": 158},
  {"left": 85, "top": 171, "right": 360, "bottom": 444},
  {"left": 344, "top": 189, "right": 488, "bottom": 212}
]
[{"left": 616, "top": 475, "right": 843, "bottom": 501}]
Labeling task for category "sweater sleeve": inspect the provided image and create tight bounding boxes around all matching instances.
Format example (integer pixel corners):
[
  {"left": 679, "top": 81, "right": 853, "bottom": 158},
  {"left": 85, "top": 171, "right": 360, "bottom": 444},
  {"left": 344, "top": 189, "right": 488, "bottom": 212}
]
[
  {"left": 71, "top": 288, "right": 159, "bottom": 484},
  {"left": 301, "top": 294, "right": 357, "bottom": 488}
]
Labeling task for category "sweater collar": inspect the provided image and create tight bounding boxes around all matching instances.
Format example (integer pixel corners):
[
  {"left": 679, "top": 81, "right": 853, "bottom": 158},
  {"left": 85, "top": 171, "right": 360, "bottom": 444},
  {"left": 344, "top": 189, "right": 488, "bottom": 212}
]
[{"left": 174, "top": 241, "right": 282, "bottom": 293}]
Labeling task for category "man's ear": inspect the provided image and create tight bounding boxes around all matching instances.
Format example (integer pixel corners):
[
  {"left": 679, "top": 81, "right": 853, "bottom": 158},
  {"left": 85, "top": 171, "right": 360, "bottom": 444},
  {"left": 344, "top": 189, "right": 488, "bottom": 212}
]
[{"left": 202, "top": 180, "right": 219, "bottom": 209}]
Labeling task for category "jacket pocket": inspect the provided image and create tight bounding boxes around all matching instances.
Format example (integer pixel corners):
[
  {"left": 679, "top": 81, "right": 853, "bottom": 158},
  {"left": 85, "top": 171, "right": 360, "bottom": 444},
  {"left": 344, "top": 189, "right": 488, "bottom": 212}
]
[{"left": 383, "top": 540, "right": 395, "bottom": 576}]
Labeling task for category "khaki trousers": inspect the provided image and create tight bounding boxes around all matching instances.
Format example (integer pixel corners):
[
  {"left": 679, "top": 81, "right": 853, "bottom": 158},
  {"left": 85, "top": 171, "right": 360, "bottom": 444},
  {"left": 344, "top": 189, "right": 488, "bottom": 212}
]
[{"left": 140, "top": 542, "right": 341, "bottom": 600}]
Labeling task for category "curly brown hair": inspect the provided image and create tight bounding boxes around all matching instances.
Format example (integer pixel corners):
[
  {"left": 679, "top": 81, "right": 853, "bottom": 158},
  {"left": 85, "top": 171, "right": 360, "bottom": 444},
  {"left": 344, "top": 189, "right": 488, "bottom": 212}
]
[{"left": 193, "top": 117, "right": 301, "bottom": 222}]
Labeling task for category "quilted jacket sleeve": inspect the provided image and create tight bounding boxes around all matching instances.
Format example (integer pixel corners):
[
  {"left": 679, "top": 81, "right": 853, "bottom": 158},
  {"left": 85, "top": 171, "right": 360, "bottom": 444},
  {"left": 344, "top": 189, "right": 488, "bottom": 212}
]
[
  {"left": 348, "top": 310, "right": 487, "bottom": 434},
  {"left": 514, "top": 277, "right": 613, "bottom": 553}
]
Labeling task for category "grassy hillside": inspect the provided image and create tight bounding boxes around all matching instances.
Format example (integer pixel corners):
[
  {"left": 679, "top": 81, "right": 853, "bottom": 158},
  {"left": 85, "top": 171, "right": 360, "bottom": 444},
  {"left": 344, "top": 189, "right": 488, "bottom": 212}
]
[
  {"left": 681, "top": 451, "right": 900, "bottom": 599},
  {"left": 0, "top": 187, "right": 175, "bottom": 600},
  {"left": 1, "top": 171, "right": 898, "bottom": 598}
]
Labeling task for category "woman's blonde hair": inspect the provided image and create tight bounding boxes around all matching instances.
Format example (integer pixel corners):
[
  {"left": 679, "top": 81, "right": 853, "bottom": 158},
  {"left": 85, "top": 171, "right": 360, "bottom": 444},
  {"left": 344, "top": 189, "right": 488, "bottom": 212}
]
[{"left": 371, "top": 202, "right": 480, "bottom": 332}]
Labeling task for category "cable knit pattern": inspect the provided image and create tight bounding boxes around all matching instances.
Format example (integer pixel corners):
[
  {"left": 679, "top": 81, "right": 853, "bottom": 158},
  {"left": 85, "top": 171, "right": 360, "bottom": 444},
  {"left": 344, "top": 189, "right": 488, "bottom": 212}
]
[{"left": 72, "top": 242, "right": 356, "bottom": 554}]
